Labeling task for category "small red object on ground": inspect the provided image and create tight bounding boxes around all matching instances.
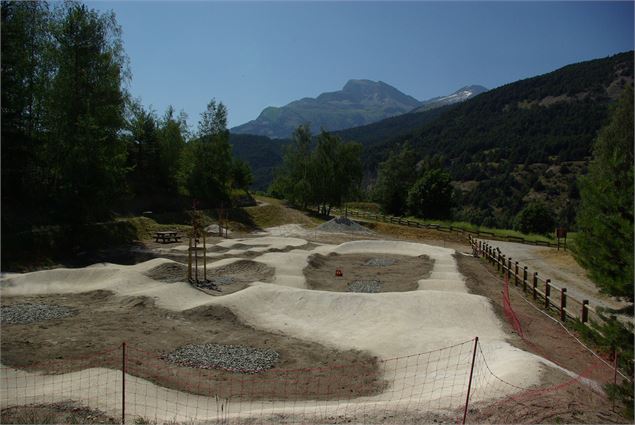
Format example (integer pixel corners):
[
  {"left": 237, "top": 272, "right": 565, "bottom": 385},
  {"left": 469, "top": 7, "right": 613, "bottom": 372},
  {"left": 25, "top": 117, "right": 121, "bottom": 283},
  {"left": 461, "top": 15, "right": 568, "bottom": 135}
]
[{"left": 335, "top": 269, "right": 343, "bottom": 277}]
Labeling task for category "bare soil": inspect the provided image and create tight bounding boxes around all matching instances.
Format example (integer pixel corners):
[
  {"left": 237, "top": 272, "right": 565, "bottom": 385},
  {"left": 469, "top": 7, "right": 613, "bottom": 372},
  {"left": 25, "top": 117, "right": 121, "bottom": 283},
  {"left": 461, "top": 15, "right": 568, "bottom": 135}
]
[
  {"left": 1, "top": 401, "right": 117, "bottom": 424},
  {"left": 303, "top": 253, "right": 433, "bottom": 293},
  {"left": 456, "top": 253, "right": 629, "bottom": 423},
  {"left": 0, "top": 291, "right": 385, "bottom": 401}
]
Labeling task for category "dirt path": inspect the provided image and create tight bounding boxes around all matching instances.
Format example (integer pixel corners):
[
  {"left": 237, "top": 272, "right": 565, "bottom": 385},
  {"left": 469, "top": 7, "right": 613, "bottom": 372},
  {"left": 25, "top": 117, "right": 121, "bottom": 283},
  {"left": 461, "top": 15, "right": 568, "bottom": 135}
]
[
  {"left": 456, "top": 254, "right": 628, "bottom": 423},
  {"left": 480, "top": 239, "right": 628, "bottom": 312}
]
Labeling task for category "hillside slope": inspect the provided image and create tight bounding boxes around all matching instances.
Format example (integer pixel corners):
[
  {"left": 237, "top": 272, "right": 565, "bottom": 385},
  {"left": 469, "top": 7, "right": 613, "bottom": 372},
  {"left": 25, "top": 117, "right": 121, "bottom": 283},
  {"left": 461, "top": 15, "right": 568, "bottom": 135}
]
[{"left": 360, "top": 51, "right": 634, "bottom": 228}]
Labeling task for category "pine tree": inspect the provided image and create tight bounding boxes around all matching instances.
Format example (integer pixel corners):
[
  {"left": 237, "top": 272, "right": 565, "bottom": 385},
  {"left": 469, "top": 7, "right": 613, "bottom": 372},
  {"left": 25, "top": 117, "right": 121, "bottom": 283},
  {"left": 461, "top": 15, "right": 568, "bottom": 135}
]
[{"left": 575, "top": 85, "right": 634, "bottom": 301}]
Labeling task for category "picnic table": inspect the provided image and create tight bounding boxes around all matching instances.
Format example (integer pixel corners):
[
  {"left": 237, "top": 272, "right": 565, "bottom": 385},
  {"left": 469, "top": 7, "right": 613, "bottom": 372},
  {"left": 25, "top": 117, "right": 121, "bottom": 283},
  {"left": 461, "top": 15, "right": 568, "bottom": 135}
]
[{"left": 154, "top": 231, "right": 181, "bottom": 244}]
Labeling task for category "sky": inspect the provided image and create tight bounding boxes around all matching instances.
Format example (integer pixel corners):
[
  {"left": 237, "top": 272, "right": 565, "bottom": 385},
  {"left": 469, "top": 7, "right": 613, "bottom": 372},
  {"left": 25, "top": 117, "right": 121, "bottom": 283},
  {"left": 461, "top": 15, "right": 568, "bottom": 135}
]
[{"left": 91, "top": 1, "right": 634, "bottom": 129}]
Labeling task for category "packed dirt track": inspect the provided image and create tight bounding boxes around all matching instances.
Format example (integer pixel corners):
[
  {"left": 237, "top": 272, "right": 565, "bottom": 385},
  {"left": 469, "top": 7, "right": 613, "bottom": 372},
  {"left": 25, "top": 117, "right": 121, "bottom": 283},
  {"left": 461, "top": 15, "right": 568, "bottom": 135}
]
[{"left": 1, "top": 230, "right": 628, "bottom": 424}]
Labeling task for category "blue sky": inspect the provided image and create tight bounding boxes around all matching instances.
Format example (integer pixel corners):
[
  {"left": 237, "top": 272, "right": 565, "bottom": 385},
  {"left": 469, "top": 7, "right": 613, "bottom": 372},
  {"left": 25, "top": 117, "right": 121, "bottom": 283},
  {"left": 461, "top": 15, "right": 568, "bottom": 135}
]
[{"left": 91, "top": 1, "right": 634, "bottom": 129}]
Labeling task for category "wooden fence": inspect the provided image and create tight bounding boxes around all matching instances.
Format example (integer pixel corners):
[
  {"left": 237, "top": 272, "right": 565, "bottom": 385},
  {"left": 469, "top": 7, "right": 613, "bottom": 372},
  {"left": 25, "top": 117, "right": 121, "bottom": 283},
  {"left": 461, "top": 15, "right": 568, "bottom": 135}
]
[
  {"left": 467, "top": 235, "right": 606, "bottom": 330},
  {"left": 332, "top": 208, "right": 559, "bottom": 248}
]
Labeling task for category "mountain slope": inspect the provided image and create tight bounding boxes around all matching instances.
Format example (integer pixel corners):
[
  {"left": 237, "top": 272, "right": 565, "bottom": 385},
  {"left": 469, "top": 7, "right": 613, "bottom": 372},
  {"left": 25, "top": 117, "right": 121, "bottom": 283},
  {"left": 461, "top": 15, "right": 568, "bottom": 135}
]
[
  {"left": 361, "top": 51, "right": 634, "bottom": 228},
  {"left": 229, "top": 134, "right": 290, "bottom": 191},
  {"left": 231, "top": 79, "right": 421, "bottom": 138}
]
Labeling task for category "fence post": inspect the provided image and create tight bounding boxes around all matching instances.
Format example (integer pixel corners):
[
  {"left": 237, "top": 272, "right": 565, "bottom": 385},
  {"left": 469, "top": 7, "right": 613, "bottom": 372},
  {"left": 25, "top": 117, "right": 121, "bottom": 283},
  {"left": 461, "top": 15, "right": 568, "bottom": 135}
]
[
  {"left": 560, "top": 288, "right": 567, "bottom": 321},
  {"left": 507, "top": 257, "right": 512, "bottom": 277},
  {"left": 514, "top": 262, "right": 519, "bottom": 286},
  {"left": 533, "top": 272, "right": 538, "bottom": 300},
  {"left": 581, "top": 300, "right": 589, "bottom": 323},
  {"left": 522, "top": 266, "right": 528, "bottom": 292},
  {"left": 612, "top": 350, "right": 619, "bottom": 412},
  {"left": 122, "top": 342, "right": 126, "bottom": 425},
  {"left": 545, "top": 279, "right": 551, "bottom": 309},
  {"left": 462, "top": 337, "right": 479, "bottom": 425}
]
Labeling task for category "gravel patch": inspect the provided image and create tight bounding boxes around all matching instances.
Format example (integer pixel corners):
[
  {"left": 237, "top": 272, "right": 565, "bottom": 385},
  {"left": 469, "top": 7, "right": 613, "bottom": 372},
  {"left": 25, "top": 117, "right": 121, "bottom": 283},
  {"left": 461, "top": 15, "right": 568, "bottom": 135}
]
[
  {"left": 144, "top": 262, "right": 187, "bottom": 283},
  {"left": 316, "top": 216, "right": 374, "bottom": 234},
  {"left": 347, "top": 280, "right": 383, "bottom": 293},
  {"left": 164, "top": 343, "right": 279, "bottom": 373},
  {"left": 1, "top": 303, "right": 76, "bottom": 324},
  {"left": 364, "top": 258, "right": 397, "bottom": 267}
]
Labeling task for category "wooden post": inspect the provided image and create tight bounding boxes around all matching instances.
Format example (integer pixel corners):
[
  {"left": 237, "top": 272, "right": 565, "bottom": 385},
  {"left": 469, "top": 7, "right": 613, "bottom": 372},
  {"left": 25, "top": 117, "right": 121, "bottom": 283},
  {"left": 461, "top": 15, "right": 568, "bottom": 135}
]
[
  {"left": 462, "top": 337, "right": 479, "bottom": 425},
  {"left": 507, "top": 257, "right": 512, "bottom": 277},
  {"left": 121, "top": 342, "right": 126, "bottom": 424},
  {"left": 545, "top": 279, "right": 551, "bottom": 309},
  {"left": 203, "top": 233, "right": 207, "bottom": 282},
  {"left": 514, "top": 262, "right": 519, "bottom": 286},
  {"left": 560, "top": 288, "right": 567, "bottom": 321},
  {"left": 194, "top": 237, "right": 198, "bottom": 282},
  {"left": 533, "top": 272, "right": 538, "bottom": 300},
  {"left": 523, "top": 266, "right": 528, "bottom": 292},
  {"left": 581, "top": 300, "right": 589, "bottom": 323}
]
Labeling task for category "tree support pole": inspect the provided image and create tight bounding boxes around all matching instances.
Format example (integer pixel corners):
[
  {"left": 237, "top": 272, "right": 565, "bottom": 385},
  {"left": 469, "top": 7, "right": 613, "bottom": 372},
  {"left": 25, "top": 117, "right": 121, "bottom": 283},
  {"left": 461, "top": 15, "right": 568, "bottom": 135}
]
[{"left": 462, "top": 337, "right": 479, "bottom": 425}]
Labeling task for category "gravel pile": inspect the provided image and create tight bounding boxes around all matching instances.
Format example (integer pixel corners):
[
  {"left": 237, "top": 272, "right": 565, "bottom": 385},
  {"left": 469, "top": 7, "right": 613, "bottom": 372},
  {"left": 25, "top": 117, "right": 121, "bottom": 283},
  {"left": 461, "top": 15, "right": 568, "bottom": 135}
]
[
  {"left": 1, "top": 303, "right": 76, "bottom": 324},
  {"left": 164, "top": 343, "right": 279, "bottom": 373},
  {"left": 364, "top": 258, "right": 397, "bottom": 267},
  {"left": 144, "top": 263, "right": 187, "bottom": 283},
  {"left": 347, "top": 280, "right": 383, "bottom": 293},
  {"left": 316, "top": 216, "right": 374, "bottom": 234}
]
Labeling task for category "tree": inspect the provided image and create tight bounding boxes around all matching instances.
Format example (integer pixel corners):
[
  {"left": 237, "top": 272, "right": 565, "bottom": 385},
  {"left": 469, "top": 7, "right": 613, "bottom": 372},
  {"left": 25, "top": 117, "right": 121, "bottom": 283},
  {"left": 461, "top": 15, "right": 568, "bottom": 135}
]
[
  {"left": 373, "top": 143, "right": 417, "bottom": 215},
  {"left": 270, "top": 124, "right": 313, "bottom": 207},
  {"left": 125, "top": 100, "right": 161, "bottom": 193},
  {"left": 158, "top": 105, "right": 187, "bottom": 193},
  {"left": 407, "top": 168, "right": 452, "bottom": 219},
  {"left": 1, "top": 1, "right": 52, "bottom": 227},
  {"left": 186, "top": 99, "right": 232, "bottom": 206},
  {"left": 231, "top": 158, "right": 253, "bottom": 192},
  {"left": 44, "top": 2, "right": 128, "bottom": 223},
  {"left": 574, "top": 85, "right": 634, "bottom": 301},
  {"left": 514, "top": 201, "right": 555, "bottom": 235}
]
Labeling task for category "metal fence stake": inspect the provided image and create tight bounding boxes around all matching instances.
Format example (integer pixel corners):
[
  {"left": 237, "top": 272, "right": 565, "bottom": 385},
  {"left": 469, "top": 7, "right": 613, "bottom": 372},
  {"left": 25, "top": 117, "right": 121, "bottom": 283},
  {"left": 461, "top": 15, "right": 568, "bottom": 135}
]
[{"left": 122, "top": 342, "right": 126, "bottom": 424}]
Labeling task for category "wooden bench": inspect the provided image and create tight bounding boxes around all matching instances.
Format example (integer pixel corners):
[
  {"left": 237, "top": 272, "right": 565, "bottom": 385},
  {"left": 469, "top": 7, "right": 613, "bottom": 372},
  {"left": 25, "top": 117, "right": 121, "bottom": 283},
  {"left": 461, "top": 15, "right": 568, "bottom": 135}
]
[{"left": 154, "top": 231, "right": 181, "bottom": 244}]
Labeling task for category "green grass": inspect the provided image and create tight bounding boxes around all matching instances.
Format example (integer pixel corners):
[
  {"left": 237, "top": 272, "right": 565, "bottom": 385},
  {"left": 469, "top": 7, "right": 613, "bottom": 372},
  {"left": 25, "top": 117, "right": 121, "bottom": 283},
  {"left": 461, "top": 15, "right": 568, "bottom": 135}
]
[
  {"left": 336, "top": 205, "right": 559, "bottom": 244},
  {"left": 344, "top": 202, "right": 382, "bottom": 214}
]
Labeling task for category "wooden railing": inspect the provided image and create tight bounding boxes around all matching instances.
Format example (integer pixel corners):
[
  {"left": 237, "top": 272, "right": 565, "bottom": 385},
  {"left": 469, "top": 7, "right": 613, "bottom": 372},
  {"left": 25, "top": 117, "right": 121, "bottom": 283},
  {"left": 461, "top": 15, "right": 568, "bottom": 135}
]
[{"left": 332, "top": 207, "right": 559, "bottom": 248}]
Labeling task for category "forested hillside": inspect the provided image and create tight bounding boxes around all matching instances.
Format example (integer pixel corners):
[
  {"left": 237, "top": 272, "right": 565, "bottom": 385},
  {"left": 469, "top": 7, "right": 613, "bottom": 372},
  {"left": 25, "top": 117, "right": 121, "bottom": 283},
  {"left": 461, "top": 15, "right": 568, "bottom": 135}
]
[
  {"left": 229, "top": 134, "right": 289, "bottom": 191},
  {"left": 357, "top": 51, "right": 634, "bottom": 228}
]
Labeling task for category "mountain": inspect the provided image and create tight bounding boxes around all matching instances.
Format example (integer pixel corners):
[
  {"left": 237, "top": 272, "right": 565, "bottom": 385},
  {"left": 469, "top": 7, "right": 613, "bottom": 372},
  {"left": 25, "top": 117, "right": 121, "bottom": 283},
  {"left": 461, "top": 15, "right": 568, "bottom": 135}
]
[
  {"left": 360, "top": 51, "right": 634, "bottom": 228},
  {"left": 231, "top": 79, "right": 421, "bottom": 138},
  {"left": 409, "top": 85, "right": 488, "bottom": 113}
]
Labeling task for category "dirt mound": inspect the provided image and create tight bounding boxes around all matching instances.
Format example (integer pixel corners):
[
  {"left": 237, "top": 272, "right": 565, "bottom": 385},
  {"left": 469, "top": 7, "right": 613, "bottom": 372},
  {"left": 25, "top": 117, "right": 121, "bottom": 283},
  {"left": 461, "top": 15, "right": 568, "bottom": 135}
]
[
  {"left": 316, "top": 216, "right": 374, "bottom": 234},
  {"left": 208, "top": 260, "right": 275, "bottom": 282},
  {"left": 144, "top": 262, "right": 187, "bottom": 283}
]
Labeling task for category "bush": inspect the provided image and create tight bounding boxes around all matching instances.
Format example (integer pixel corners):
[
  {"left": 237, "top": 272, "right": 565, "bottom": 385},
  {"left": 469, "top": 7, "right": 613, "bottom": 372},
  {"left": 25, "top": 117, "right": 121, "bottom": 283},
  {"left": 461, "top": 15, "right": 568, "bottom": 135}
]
[{"left": 514, "top": 201, "right": 555, "bottom": 235}]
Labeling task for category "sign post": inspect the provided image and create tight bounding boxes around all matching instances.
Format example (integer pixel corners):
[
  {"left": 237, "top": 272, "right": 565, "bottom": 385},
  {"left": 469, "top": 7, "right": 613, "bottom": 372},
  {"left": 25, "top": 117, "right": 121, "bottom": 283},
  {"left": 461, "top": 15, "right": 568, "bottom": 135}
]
[{"left": 556, "top": 227, "right": 567, "bottom": 251}]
